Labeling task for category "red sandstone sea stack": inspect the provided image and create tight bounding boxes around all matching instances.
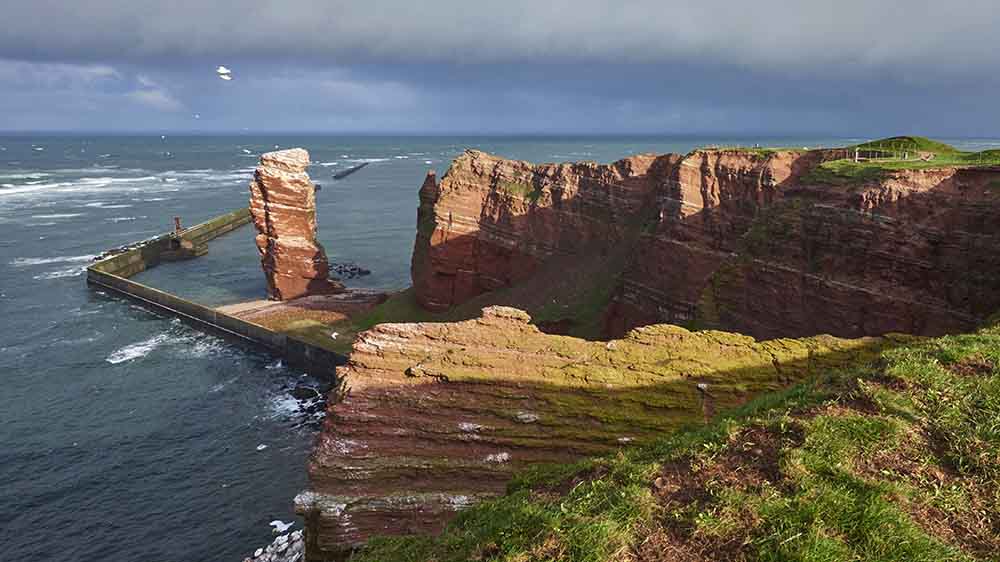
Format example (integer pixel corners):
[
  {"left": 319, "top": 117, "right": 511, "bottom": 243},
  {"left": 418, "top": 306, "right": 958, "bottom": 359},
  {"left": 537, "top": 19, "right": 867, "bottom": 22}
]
[{"left": 249, "top": 148, "right": 343, "bottom": 300}]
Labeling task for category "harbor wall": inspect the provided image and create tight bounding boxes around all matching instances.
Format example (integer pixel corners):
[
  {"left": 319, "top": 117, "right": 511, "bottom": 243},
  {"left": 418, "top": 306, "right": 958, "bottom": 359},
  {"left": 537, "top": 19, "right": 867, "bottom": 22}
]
[{"left": 86, "top": 207, "right": 345, "bottom": 379}]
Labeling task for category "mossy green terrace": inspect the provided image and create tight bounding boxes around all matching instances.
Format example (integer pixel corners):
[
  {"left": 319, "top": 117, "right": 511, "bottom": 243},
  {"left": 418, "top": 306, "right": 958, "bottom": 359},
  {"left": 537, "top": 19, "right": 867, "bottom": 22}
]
[{"left": 349, "top": 317, "right": 1000, "bottom": 561}]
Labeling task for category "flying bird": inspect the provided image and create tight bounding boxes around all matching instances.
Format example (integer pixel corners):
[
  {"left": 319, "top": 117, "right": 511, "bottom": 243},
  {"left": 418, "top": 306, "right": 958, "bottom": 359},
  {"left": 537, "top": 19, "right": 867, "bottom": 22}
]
[
  {"left": 270, "top": 520, "right": 294, "bottom": 534},
  {"left": 216, "top": 65, "right": 233, "bottom": 81}
]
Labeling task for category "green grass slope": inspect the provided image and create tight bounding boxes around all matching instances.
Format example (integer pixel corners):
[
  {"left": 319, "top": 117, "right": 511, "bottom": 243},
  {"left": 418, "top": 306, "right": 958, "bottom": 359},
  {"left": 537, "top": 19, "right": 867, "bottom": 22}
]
[
  {"left": 854, "top": 136, "right": 960, "bottom": 154},
  {"left": 351, "top": 320, "right": 1000, "bottom": 562},
  {"left": 804, "top": 136, "right": 1000, "bottom": 186}
]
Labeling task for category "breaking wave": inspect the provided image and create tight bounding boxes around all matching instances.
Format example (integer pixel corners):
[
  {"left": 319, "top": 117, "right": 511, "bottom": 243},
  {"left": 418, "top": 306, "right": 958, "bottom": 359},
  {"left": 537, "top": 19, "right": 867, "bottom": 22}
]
[
  {"left": 33, "top": 266, "right": 88, "bottom": 280},
  {"left": 106, "top": 333, "right": 171, "bottom": 364},
  {"left": 12, "top": 254, "right": 94, "bottom": 267},
  {"left": 28, "top": 213, "right": 83, "bottom": 219}
]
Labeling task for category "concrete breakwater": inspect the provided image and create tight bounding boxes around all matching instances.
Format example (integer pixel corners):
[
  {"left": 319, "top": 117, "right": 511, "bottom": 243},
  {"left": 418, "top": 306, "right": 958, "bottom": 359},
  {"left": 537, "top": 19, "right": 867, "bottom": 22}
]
[{"left": 86, "top": 207, "right": 346, "bottom": 379}]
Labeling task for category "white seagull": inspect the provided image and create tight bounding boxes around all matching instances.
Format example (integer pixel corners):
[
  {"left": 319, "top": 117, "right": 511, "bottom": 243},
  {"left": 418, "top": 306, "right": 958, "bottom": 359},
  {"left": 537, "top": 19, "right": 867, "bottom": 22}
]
[
  {"left": 270, "top": 520, "right": 294, "bottom": 534},
  {"left": 216, "top": 65, "right": 233, "bottom": 81}
]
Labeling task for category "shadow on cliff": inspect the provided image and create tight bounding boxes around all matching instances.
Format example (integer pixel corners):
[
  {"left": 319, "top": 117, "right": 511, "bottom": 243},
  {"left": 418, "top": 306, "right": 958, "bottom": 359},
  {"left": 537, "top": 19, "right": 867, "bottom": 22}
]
[
  {"left": 304, "top": 320, "right": 900, "bottom": 559},
  {"left": 411, "top": 155, "right": 674, "bottom": 339},
  {"left": 414, "top": 155, "right": 1000, "bottom": 342},
  {"left": 681, "top": 165, "right": 1000, "bottom": 340}
]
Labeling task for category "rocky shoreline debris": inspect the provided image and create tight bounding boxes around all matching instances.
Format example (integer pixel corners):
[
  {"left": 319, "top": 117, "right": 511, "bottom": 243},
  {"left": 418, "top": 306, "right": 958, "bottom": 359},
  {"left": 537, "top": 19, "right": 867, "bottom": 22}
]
[
  {"left": 282, "top": 381, "right": 328, "bottom": 429},
  {"left": 243, "top": 528, "right": 304, "bottom": 562},
  {"left": 329, "top": 261, "right": 371, "bottom": 280}
]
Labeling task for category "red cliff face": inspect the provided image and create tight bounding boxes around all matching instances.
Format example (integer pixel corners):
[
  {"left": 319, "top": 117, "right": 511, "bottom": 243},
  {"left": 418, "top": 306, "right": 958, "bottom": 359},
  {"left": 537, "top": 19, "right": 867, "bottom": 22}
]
[
  {"left": 411, "top": 149, "right": 676, "bottom": 311},
  {"left": 413, "top": 149, "right": 1000, "bottom": 339},
  {"left": 300, "top": 148, "right": 1000, "bottom": 557},
  {"left": 249, "top": 149, "right": 343, "bottom": 300},
  {"left": 689, "top": 166, "right": 1000, "bottom": 339},
  {"left": 606, "top": 149, "right": 822, "bottom": 334}
]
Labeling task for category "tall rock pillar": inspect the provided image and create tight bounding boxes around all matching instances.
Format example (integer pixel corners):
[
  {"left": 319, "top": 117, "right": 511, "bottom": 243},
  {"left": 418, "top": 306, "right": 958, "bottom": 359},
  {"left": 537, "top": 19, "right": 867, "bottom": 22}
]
[{"left": 249, "top": 148, "right": 343, "bottom": 300}]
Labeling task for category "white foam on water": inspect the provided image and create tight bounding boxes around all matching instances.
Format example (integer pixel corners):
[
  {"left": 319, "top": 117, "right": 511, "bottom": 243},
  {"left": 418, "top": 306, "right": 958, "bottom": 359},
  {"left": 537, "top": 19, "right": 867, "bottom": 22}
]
[
  {"left": 33, "top": 265, "right": 88, "bottom": 280},
  {"left": 210, "top": 375, "right": 240, "bottom": 393},
  {"left": 347, "top": 157, "right": 390, "bottom": 163},
  {"left": 184, "top": 337, "right": 227, "bottom": 358},
  {"left": 267, "top": 393, "right": 302, "bottom": 419},
  {"left": 316, "top": 162, "right": 339, "bottom": 167},
  {"left": 0, "top": 170, "right": 198, "bottom": 199},
  {"left": 393, "top": 155, "right": 409, "bottom": 159},
  {"left": 28, "top": 213, "right": 83, "bottom": 219},
  {"left": 106, "top": 333, "right": 170, "bottom": 364},
  {"left": 11, "top": 254, "right": 94, "bottom": 266},
  {"left": 0, "top": 172, "right": 50, "bottom": 180}
]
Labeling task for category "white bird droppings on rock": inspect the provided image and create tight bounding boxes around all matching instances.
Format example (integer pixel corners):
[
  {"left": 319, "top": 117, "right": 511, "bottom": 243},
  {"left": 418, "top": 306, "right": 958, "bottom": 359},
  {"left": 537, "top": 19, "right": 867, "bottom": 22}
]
[
  {"left": 458, "top": 422, "right": 482, "bottom": 432},
  {"left": 485, "top": 452, "right": 511, "bottom": 463},
  {"left": 515, "top": 411, "right": 538, "bottom": 423}
]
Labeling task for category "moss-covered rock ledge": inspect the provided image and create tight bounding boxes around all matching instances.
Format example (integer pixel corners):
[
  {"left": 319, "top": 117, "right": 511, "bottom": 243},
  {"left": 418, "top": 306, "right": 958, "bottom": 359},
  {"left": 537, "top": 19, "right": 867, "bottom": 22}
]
[
  {"left": 340, "top": 316, "right": 1000, "bottom": 562},
  {"left": 346, "top": 316, "right": 1000, "bottom": 562},
  {"left": 296, "top": 306, "right": 891, "bottom": 560}
]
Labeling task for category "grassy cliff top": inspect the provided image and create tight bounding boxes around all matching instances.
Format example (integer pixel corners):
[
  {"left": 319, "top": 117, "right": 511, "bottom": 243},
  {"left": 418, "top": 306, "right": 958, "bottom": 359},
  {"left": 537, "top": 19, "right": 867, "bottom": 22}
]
[
  {"left": 352, "top": 319, "right": 1000, "bottom": 562},
  {"left": 805, "top": 136, "right": 1000, "bottom": 186},
  {"left": 853, "top": 136, "right": 960, "bottom": 154}
]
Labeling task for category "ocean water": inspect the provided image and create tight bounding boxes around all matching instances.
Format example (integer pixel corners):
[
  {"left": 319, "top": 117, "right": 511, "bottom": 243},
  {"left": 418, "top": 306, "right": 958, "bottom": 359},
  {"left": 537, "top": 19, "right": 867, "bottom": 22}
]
[{"left": 3, "top": 133, "right": 998, "bottom": 562}]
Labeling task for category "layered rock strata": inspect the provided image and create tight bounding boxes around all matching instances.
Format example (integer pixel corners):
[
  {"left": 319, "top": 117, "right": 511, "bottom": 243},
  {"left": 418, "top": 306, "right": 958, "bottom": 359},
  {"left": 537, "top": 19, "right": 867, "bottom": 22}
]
[
  {"left": 413, "top": 149, "right": 1000, "bottom": 339},
  {"left": 250, "top": 148, "right": 343, "bottom": 300},
  {"left": 297, "top": 306, "right": 886, "bottom": 559},
  {"left": 614, "top": 161, "right": 1000, "bottom": 339},
  {"left": 412, "top": 150, "right": 676, "bottom": 311}
]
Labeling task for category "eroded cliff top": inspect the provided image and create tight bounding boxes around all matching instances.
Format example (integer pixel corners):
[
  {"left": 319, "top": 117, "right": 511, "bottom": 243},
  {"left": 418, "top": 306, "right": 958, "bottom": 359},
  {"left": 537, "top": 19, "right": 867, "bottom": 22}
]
[{"left": 259, "top": 147, "right": 310, "bottom": 172}]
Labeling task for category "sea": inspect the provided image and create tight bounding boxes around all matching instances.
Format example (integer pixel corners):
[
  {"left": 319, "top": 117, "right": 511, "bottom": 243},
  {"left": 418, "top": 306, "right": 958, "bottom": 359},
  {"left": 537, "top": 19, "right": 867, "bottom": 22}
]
[{"left": 3, "top": 134, "right": 999, "bottom": 562}]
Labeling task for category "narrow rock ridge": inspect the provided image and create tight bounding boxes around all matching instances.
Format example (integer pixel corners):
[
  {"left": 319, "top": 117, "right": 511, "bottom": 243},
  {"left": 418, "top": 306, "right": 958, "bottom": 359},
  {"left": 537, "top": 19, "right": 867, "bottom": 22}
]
[
  {"left": 250, "top": 148, "right": 343, "bottom": 300},
  {"left": 297, "top": 305, "right": 887, "bottom": 559},
  {"left": 413, "top": 148, "right": 1000, "bottom": 339}
]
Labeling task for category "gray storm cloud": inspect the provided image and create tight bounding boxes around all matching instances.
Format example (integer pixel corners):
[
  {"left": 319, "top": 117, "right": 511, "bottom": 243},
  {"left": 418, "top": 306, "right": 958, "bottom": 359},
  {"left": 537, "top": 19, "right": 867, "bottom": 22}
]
[
  {"left": 4, "top": 0, "right": 999, "bottom": 72},
  {"left": 2, "top": 0, "right": 998, "bottom": 133}
]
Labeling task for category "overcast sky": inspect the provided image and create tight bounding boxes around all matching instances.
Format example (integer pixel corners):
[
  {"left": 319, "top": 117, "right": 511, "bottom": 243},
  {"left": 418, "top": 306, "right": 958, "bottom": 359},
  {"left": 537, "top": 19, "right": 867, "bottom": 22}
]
[{"left": 2, "top": 0, "right": 999, "bottom": 135}]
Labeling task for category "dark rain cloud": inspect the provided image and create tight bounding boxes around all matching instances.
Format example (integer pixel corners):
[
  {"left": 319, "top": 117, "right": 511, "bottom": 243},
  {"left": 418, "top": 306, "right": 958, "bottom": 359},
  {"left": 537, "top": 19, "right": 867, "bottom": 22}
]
[{"left": 2, "top": 0, "right": 999, "bottom": 133}]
